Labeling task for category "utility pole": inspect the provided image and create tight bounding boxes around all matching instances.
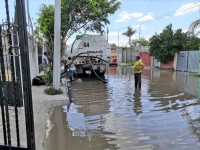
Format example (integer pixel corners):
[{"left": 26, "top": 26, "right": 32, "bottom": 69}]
[
  {"left": 118, "top": 30, "right": 119, "bottom": 47},
  {"left": 126, "top": 42, "right": 128, "bottom": 63},
  {"left": 138, "top": 24, "right": 141, "bottom": 53},
  {"left": 107, "top": 27, "right": 109, "bottom": 42},
  {"left": 53, "top": 0, "right": 61, "bottom": 89}
]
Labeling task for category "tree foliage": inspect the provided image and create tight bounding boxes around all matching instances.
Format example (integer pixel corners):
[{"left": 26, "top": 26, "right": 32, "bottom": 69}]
[
  {"left": 149, "top": 24, "right": 200, "bottom": 64},
  {"left": 110, "top": 43, "right": 117, "bottom": 49},
  {"left": 188, "top": 19, "right": 200, "bottom": 36},
  {"left": 35, "top": 0, "right": 121, "bottom": 65},
  {"left": 131, "top": 37, "right": 149, "bottom": 47},
  {"left": 122, "top": 27, "right": 136, "bottom": 45}
]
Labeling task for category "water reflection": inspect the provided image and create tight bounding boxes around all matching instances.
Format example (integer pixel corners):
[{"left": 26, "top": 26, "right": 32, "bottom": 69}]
[
  {"left": 108, "top": 66, "right": 117, "bottom": 75},
  {"left": 44, "top": 67, "right": 200, "bottom": 150},
  {"left": 133, "top": 89, "right": 142, "bottom": 115}
]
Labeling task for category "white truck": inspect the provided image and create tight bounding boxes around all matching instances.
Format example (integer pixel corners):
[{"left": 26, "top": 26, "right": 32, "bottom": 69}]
[{"left": 65, "top": 34, "right": 111, "bottom": 76}]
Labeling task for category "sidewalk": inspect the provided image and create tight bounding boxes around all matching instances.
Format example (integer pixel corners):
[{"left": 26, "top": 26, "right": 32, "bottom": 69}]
[
  {"left": 32, "top": 86, "right": 69, "bottom": 150},
  {"left": 0, "top": 85, "right": 69, "bottom": 150}
]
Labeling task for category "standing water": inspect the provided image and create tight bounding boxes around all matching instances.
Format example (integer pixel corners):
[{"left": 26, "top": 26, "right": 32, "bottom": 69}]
[{"left": 43, "top": 67, "right": 200, "bottom": 150}]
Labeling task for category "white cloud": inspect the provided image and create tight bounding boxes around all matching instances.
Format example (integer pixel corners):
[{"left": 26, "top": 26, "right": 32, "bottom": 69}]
[
  {"left": 138, "top": 13, "right": 155, "bottom": 22},
  {"left": 183, "top": 29, "right": 188, "bottom": 33},
  {"left": 115, "top": 11, "right": 143, "bottom": 22},
  {"left": 174, "top": 3, "right": 200, "bottom": 16}
]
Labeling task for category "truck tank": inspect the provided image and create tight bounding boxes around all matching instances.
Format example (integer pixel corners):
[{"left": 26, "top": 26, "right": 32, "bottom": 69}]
[{"left": 65, "top": 34, "right": 111, "bottom": 76}]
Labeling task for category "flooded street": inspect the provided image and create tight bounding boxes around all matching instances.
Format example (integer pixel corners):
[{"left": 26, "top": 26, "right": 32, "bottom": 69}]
[{"left": 43, "top": 67, "right": 200, "bottom": 150}]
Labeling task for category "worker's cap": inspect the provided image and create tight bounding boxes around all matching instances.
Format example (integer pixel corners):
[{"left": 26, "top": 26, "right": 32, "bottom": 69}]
[{"left": 136, "top": 56, "right": 140, "bottom": 59}]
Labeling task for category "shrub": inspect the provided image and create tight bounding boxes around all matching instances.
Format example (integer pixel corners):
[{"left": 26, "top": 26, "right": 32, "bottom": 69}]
[
  {"left": 44, "top": 87, "right": 63, "bottom": 95},
  {"left": 43, "top": 70, "right": 53, "bottom": 86}
]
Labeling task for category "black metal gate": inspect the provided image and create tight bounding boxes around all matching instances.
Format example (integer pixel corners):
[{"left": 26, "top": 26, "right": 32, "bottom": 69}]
[{"left": 0, "top": 0, "right": 35, "bottom": 150}]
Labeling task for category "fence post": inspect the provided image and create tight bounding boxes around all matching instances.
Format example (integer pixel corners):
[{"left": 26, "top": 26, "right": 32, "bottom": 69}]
[{"left": 16, "top": 0, "right": 36, "bottom": 149}]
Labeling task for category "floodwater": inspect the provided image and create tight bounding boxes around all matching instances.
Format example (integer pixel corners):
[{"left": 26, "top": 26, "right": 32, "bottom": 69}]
[{"left": 43, "top": 67, "right": 200, "bottom": 150}]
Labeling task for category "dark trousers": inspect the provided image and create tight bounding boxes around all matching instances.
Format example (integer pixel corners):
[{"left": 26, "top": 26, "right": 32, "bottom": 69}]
[{"left": 134, "top": 73, "right": 141, "bottom": 88}]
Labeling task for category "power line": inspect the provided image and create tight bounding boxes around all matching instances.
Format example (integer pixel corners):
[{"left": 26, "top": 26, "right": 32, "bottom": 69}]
[
  {"left": 145, "top": 0, "right": 153, "bottom": 16},
  {"left": 148, "top": 0, "right": 169, "bottom": 11},
  {"left": 138, "top": 0, "right": 153, "bottom": 50},
  {"left": 110, "top": 3, "right": 200, "bottom": 31}
]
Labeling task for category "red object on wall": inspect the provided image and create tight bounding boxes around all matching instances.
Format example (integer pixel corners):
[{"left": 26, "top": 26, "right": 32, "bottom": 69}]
[
  {"left": 160, "top": 60, "right": 174, "bottom": 69},
  {"left": 139, "top": 52, "right": 151, "bottom": 67}
]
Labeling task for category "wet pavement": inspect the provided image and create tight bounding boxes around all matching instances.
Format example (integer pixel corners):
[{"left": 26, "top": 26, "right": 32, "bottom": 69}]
[{"left": 43, "top": 67, "right": 200, "bottom": 150}]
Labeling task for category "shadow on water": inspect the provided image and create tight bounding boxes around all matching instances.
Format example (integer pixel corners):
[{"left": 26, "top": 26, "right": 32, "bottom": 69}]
[{"left": 43, "top": 66, "right": 200, "bottom": 150}]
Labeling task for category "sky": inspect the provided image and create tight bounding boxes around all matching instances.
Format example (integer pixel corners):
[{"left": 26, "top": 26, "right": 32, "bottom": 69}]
[{"left": 1, "top": 0, "right": 200, "bottom": 46}]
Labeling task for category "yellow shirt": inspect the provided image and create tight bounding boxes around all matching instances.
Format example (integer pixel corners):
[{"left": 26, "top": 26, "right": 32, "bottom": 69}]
[{"left": 133, "top": 60, "right": 143, "bottom": 73}]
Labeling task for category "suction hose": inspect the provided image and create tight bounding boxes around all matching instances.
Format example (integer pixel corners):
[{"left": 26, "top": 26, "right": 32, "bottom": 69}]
[
  {"left": 61, "top": 52, "right": 111, "bottom": 83},
  {"left": 90, "top": 62, "right": 108, "bottom": 83},
  {"left": 61, "top": 52, "right": 88, "bottom": 77}
]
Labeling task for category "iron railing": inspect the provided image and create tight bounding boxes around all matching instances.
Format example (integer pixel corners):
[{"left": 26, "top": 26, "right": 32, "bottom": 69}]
[{"left": 0, "top": 0, "right": 35, "bottom": 150}]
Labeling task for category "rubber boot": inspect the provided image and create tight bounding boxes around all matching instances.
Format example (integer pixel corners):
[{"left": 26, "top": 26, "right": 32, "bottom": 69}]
[{"left": 70, "top": 77, "right": 72, "bottom": 81}]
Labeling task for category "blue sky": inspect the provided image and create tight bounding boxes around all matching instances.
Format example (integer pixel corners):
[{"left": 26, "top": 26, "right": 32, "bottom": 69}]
[{"left": 1, "top": 0, "right": 200, "bottom": 46}]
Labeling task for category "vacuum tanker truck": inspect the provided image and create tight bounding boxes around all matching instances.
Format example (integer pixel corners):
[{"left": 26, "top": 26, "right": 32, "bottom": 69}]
[{"left": 65, "top": 34, "right": 111, "bottom": 76}]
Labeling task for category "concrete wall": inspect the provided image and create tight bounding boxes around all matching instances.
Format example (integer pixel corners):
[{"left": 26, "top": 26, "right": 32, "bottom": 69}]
[
  {"left": 28, "top": 36, "right": 39, "bottom": 84},
  {"left": 115, "top": 47, "right": 149, "bottom": 64},
  {"left": 120, "top": 48, "right": 138, "bottom": 63}
]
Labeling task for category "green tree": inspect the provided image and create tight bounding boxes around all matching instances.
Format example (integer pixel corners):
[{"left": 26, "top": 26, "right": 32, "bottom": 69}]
[
  {"left": 131, "top": 37, "right": 149, "bottom": 47},
  {"left": 36, "top": 0, "right": 121, "bottom": 64},
  {"left": 149, "top": 24, "right": 179, "bottom": 63},
  {"left": 36, "top": 4, "right": 55, "bottom": 66},
  {"left": 110, "top": 43, "right": 117, "bottom": 49},
  {"left": 183, "top": 34, "right": 200, "bottom": 50},
  {"left": 149, "top": 24, "right": 200, "bottom": 63},
  {"left": 122, "top": 27, "right": 136, "bottom": 45},
  {"left": 188, "top": 19, "right": 200, "bottom": 36}
]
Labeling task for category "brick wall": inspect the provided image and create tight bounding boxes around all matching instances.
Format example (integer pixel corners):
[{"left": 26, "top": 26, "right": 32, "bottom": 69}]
[
  {"left": 160, "top": 60, "right": 174, "bottom": 69},
  {"left": 139, "top": 52, "right": 152, "bottom": 67}
]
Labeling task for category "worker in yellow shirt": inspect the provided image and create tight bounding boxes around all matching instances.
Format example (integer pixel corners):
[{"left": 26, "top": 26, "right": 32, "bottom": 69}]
[{"left": 133, "top": 56, "right": 144, "bottom": 89}]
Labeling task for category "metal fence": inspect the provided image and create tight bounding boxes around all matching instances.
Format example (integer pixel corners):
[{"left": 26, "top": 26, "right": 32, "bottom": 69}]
[
  {"left": 153, "top": 57, "right": 159, "bottom": 67},
  {"left": 0, "top": 0, "right": 35, "bottom": 149},
  {"left": 177, "top": 51, "right": 198, "bottom": 72}
]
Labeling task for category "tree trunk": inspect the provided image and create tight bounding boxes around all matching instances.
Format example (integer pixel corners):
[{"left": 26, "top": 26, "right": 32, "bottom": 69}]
[{"left": 61, "top": 39, "right": 66, "bottom": 60}]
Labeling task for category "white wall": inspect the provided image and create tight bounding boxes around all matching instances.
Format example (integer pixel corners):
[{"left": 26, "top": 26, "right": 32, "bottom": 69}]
[{"left": 28, "top": 36, "right": 39, "bottom": 84}]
